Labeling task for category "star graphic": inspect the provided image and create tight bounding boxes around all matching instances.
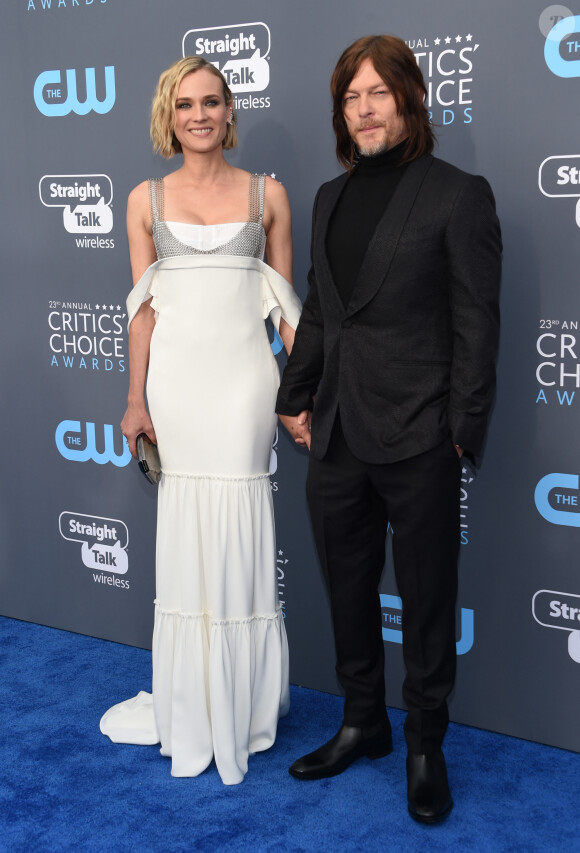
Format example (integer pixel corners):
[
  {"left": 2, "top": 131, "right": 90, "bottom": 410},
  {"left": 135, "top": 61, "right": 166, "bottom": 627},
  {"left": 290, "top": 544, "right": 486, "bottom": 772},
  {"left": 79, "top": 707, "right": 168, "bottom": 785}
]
[
  {"left": 434, "top": 37, "right": 441, "bottom": 45},
  {"left": 444, "top": 36, "right": 451, "bottom": 44},
  {"left": 270, "top": 173, "right": 277, "bottom": 180},
  {"left": 278, "top": 550, "right": 283, "bottom": 556},
  {"left": 466, "top": 34, "right": 473, "bottom": 41},
  {"left": 455, "top": 35, "right": 462, "bottom": 43},
  {"left": 116, "top": 305, "right": 121, "bottom": 310},
  {"left": 95, "top": 304, "right": 100, "bottom": 310},
  {"left": 109, "top": 304, "right": 114, "bottom": 311}
]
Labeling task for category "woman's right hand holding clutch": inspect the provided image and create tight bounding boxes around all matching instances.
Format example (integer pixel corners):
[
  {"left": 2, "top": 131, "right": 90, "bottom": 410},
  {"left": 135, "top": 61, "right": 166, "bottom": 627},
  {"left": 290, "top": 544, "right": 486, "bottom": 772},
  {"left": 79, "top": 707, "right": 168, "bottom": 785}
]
[{"left": 121, "top": 401, "right": 157, "bottom": 459}]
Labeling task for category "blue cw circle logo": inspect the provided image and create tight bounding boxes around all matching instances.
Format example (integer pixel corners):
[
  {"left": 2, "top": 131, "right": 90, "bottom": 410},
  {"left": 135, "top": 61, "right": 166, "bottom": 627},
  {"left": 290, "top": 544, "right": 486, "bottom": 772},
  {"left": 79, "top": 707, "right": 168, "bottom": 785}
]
[
  {"left": 380, "top": 594, "right": 474, "bottom": 655},
  {"left": 545, "top": 15, "right": 580, "bottom": 77},
  {"left": 55, "top": 420, "right": 131, "bottom": 467},
  {"left": 271, "top": 328, "right": 283, "bottom": 355},
  {"left": 535, "top": 473, "right": 580, "bottom": 526},
  {"left": 34, "top": 67, "right": 116, "bottom": 116}
]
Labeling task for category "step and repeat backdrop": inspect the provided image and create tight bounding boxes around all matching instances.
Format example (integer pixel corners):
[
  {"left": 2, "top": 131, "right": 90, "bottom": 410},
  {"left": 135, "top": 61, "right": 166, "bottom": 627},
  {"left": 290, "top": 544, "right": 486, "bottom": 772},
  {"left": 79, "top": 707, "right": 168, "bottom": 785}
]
[{"left": 1, "top": 0, "right": 579, "bottom": 752}]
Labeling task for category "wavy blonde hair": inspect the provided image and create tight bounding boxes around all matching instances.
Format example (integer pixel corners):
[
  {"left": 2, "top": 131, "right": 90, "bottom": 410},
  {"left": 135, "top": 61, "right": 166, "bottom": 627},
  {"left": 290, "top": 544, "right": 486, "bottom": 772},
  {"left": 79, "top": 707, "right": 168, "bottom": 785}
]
[{"left": 150, "top": 56, "right": 237, "bottom": 158}]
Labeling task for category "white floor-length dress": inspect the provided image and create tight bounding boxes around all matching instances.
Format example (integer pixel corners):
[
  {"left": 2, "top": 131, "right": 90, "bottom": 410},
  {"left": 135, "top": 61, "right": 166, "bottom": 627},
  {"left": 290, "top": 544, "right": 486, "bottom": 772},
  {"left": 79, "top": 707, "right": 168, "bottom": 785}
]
[{"left": 100, "top": 175, "right": 301, "bottom": 784}]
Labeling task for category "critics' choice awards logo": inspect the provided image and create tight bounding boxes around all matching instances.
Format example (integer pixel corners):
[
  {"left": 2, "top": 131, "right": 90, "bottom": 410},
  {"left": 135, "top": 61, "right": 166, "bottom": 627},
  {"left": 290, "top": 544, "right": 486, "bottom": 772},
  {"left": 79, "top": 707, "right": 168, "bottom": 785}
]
[
  {"left": 277, "top": 547, "right": 289, "bottom": 618},
  {"left": 59, "top": 511, "right": 130, "bottom": 590},
  {"left": 48, "top": 302, "right": 125, "bottom": 372},
  {"left": 460, "top": 464, "right": 474, "bottom": 545},
  {"left": 408, "top": 32, "right": 479, "bottom": 126},
  {"left": 27, "top": 0, "right": 108, "bottom": 12},
  {"left": 533, "top": 590, "right": 580, "bottom": 663},
  {"left": 39, "top": 175, "right": 114, "bottom": 247},
  {"left": 541, "top": 6, "right": 580, "bottom": 77},
  {"left": 539, "top": 155, "right": 580, "bottom": 229},
  {"left": 34, "top": 66, "right": 115, "bottom": 116},
  {"left": 55, "top": 420, "right": 131, "bottom": 467},
  {"left": 535, "top": 320, "right": 580, "bottom": 406},
  {"left": 269, "top": 426, "right": 279, "bottom": 491},
  {"left": 381, "top": 594, "right": 474, "bottom": 655},
  {"left": 183, "top": 23, "right": 271, "bottom": 111}
]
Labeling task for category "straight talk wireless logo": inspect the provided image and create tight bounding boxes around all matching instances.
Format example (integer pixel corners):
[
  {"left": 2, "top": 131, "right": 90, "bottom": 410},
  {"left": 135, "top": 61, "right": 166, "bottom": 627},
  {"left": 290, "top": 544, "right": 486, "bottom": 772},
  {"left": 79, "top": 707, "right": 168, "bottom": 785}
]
[
  {"left": 533, "top": 589, "right": 580, "bottom": 662},
  {"left": 59, "top": 511, "right": 130, "bottom": 589},
  {"left": 183, "top": 22, "right": 271, "bottom": 111},
  {"left": 39, "top": 174, "right": 115, "bottom": 249}
]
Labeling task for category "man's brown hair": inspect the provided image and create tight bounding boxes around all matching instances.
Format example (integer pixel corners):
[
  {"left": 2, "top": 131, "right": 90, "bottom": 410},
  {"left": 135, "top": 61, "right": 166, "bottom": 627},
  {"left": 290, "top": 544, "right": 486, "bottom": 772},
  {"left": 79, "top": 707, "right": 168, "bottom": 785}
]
[{"left": 331, "top": 35, "right": 435, "bottom": 169}]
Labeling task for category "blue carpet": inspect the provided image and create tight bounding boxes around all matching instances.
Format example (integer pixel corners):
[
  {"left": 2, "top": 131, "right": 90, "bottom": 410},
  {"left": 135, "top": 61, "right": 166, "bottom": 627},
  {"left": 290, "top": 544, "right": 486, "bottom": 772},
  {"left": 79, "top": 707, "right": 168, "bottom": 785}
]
[{"left": 0, "top": 616, "right": 578, "bottom": 852}]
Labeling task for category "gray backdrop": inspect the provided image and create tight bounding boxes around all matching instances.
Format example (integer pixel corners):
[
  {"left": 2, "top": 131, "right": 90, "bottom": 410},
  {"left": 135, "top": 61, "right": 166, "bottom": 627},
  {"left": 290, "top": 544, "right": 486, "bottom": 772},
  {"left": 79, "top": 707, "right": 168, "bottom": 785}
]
[{"left": 2, "top": 0, "right": 579, "bottom": 752}]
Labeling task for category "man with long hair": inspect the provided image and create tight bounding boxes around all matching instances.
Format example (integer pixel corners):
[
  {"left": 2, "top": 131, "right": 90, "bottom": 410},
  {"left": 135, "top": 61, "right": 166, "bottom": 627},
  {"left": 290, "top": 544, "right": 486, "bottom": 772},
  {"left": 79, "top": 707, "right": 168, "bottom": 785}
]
[{"left": 277, "top": 35, "right": 501, "bottom": 822}]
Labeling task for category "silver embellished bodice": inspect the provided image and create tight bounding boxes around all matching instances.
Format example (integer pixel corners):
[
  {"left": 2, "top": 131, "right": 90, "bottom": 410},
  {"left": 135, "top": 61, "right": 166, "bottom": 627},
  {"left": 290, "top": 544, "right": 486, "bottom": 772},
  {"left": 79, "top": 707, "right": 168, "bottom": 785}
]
[{"left": 149, "top": 173, "right": 266, "bottom": 260}]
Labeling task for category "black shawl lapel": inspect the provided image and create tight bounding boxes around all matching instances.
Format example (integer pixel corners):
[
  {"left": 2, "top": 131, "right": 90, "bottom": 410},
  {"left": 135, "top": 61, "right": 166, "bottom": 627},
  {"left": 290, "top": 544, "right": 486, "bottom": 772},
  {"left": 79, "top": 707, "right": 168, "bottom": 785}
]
[
  {"left": 311, "top": 172, "right": 349, "bottom": 316},
  {"left": 345, "top": 155, "right": 434, "bottom": 317}
]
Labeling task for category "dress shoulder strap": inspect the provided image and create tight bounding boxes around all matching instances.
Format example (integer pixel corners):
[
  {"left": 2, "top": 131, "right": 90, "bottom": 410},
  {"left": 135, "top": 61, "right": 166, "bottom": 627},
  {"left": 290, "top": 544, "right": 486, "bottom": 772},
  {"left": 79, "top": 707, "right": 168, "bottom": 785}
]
[
  {"left": 249, "top": 173, "right": 265, "bottom": 225},
  {"left": 148, "top": 178, "right": 164, "bottom": 223}
]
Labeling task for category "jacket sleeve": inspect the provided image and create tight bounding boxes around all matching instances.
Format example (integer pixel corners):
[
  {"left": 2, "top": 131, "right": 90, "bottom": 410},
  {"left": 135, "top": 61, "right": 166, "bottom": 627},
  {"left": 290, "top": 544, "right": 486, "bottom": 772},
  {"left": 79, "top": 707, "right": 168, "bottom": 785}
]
[
  {"left": 276, "top": 187, "right": 326, "bottom": 415},
  {"left": 445, "top": 174, "right": 502, "bottom": 457}
]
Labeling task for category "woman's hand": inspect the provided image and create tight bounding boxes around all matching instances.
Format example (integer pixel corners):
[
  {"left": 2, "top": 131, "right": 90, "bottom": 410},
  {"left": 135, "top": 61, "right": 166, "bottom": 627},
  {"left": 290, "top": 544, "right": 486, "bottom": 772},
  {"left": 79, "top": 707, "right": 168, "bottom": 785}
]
[{"left": 121, "top": 402, "right": 157, "bottom": 459}]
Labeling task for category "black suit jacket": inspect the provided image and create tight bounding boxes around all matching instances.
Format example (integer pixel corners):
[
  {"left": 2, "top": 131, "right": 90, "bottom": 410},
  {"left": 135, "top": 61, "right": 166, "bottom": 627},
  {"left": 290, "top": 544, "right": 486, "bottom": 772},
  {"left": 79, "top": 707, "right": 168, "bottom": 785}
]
[{"left": 276, "top": 154, "right": 502, "bottom": 463}]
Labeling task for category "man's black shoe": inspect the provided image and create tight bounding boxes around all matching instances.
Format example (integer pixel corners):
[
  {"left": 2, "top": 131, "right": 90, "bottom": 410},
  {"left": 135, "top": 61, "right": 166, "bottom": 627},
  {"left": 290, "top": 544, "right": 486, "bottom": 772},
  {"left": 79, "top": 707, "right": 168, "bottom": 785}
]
[
  {"left": 289, "top": 721, "right": 393, "bottom": 780},
  {"left": 406, "top": 750, "right": 453, "bottom": 823}
]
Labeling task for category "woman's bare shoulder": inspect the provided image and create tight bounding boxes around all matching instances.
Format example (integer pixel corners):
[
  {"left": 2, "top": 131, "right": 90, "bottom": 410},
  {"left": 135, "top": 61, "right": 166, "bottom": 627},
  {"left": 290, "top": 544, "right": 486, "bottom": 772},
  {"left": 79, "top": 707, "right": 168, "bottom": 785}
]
[
  {"left": 264, "top": 174, "right": 290, "bottom": 212},
  {"left": 127, "top": 179, "right": 150, "bottom": 211}
]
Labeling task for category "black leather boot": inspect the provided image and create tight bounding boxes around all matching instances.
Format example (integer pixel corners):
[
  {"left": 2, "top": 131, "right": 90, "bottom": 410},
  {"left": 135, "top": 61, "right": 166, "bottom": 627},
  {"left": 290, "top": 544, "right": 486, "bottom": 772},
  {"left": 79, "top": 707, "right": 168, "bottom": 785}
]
[
  {"left": 406, "top": 750, "right": 453, "bottom": 823},
  {"left": 289, "top": 720, "right": 393, "bottom": 780}
]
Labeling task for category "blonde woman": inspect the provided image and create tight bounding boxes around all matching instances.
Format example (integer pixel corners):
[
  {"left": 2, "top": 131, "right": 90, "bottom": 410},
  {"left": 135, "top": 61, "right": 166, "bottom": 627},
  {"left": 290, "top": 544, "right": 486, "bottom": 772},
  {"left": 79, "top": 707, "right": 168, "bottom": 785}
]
[{"left": 100, "top": 57, "right": 301, "bottom": 785}]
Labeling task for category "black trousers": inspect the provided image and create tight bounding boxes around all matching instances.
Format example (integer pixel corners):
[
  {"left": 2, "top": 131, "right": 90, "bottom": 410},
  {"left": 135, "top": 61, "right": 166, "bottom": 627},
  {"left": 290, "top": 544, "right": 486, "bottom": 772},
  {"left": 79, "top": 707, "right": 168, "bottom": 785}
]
[{"left": 306, "top": 417, "right": 461, "bottom": 754}]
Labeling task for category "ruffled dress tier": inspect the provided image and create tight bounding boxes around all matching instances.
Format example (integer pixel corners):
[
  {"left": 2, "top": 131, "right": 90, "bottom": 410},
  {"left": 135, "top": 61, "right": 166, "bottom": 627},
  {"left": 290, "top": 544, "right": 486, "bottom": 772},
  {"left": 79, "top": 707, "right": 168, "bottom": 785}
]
[{"left": 100, "top": 175, "right": 301, "bottom": 785}]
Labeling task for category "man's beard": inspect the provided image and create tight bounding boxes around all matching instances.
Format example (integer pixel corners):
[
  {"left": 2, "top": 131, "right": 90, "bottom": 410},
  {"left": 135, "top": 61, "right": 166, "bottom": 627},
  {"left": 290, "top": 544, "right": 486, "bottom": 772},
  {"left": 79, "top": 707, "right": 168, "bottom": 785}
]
[
  {"left": 357, "top": 139, "right": 389, "bottom": 157},
  {"left": 354, "top": 122, "right": 388, "bottom": 157}
]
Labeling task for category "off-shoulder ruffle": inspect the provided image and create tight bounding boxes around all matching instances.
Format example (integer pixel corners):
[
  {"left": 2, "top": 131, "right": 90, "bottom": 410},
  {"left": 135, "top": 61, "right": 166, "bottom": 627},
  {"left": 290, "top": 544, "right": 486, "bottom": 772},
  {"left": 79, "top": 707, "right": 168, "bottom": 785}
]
[{"left": 126, "top": 255, "right": 301, "bottom": 332}]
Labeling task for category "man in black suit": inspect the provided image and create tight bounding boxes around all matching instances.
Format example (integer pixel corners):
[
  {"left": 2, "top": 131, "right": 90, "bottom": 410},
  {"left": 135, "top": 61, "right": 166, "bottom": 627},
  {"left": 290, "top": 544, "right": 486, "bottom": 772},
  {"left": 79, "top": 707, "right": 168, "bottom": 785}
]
[{"left": 276, "top": 35, "right": 501, "bottom": 823}]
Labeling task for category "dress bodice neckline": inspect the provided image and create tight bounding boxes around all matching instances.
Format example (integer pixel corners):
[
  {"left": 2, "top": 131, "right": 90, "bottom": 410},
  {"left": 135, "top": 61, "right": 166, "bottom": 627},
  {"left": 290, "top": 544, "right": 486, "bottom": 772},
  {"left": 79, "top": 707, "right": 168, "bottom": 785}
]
[
  {"left": 165, "top": 220, "right": 247, "bottom": 229},
  {"left": 149, "top": 174, "right": 266, "bottom": 259}
]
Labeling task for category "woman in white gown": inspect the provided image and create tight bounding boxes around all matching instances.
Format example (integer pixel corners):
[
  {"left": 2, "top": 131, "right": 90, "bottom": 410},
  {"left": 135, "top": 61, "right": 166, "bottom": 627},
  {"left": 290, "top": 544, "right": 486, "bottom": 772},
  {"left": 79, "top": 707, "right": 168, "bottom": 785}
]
[{"left": 100, "top": 57, "right": 302, "bottom": 785}]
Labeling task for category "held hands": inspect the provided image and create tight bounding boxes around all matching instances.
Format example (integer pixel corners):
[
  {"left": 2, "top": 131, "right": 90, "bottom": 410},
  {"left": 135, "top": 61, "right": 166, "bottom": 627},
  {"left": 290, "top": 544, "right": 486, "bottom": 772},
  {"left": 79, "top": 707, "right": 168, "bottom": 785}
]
[
  {"left": 279, "top": 411, "right": 312, "bottom": 450},
  {"left": 121, "top": 402, "right": 157, "bottom": 459}
]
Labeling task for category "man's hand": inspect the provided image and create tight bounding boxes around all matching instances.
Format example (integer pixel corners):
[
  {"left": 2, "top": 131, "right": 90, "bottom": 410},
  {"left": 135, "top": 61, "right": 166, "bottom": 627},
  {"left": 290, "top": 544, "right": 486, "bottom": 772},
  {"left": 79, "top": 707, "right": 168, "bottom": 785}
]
[{"left": 279, "top": 411, "right": 312, "bottom": 450}]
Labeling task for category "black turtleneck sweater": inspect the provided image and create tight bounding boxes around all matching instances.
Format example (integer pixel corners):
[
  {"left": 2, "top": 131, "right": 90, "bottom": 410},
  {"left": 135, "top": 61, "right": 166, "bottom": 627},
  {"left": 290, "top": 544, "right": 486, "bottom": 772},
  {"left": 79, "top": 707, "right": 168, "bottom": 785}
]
[{"left": 326, "top": 140, "right": 408, "bottom": 308}]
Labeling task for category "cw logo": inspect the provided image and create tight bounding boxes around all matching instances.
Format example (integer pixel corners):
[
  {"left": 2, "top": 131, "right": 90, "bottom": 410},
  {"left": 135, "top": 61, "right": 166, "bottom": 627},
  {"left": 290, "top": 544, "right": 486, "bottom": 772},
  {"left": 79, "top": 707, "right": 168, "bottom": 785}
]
[
  {"left": 55, "top": 420, "right": 131, "bottom": 467},
  {"left": 535, "top": 473, "right": 580, "bottom": 527},
  {"left": 545, "top": 14, "right": 580, "bottom": 77},
  {"left": 271, "top": 328, "right": 283, "bottom": 355},
  {"left": 34, "top": 67, "right": 115, "bottom": 116},
  {"left": 380, "top": 594, "right": 474, "bottom": 655}
]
